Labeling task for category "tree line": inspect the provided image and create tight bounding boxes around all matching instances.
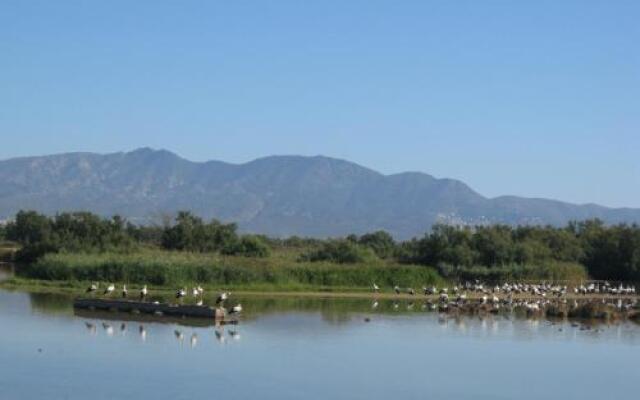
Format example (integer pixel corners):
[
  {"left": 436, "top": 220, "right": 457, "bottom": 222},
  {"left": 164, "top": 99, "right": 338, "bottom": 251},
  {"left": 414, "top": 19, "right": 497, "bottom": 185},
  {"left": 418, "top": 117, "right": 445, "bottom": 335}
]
[
  {"left": 4, "top": 210, "right": 269, "bottom": 262},
  {"left": 3, "top": 210, "right": 640, "bottom": 281}
]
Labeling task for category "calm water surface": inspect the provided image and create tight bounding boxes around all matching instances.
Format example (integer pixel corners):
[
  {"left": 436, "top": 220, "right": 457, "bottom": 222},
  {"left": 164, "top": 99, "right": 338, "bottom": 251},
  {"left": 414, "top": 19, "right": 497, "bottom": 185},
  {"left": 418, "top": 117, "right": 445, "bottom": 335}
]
[{"left": 0, "top": 287, "right": 638, "bottom": 400}]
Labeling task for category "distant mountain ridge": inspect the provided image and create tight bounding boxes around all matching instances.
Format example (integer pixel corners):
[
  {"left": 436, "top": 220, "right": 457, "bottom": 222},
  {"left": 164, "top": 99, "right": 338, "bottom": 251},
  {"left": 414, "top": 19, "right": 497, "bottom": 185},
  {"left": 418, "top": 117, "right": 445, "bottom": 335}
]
[{"left": 1, "top": 148, "right": 639, "bottom": 239}]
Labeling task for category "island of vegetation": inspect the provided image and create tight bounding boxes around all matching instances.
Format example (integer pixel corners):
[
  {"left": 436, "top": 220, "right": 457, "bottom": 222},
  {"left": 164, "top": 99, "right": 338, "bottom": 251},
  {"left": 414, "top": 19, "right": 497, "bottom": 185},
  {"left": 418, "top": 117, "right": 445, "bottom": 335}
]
[{"left": 1, "top": 210, "right": 639, "bottom": 294}]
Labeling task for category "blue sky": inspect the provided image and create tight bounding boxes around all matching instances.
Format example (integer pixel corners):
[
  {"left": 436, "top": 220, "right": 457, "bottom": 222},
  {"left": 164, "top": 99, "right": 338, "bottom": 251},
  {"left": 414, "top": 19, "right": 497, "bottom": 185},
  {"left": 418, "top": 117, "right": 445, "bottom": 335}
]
[{"left": 1, "top": 1, "right": 639, "bottom": 207}]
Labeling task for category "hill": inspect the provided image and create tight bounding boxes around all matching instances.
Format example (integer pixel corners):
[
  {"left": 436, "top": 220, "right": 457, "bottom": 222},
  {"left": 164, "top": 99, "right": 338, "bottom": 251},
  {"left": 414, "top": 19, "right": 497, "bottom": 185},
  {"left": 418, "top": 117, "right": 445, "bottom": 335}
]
[{"left": 1, "top": 148, "right": 638, "bottom": 239}]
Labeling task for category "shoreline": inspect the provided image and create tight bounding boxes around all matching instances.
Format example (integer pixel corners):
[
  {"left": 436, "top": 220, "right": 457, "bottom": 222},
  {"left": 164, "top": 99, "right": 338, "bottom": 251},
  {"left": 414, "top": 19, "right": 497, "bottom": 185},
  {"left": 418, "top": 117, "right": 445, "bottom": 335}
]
[{"left": 2, "top": 277, "right": 639, "bottom": 302}]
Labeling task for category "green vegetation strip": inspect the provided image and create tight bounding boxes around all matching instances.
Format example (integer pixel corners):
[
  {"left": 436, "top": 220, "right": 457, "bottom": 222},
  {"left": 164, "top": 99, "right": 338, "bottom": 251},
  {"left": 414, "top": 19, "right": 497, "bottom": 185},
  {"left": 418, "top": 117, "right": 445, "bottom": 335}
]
[{"left": 16, "top": 250, "right": 444, "bottom": 289}]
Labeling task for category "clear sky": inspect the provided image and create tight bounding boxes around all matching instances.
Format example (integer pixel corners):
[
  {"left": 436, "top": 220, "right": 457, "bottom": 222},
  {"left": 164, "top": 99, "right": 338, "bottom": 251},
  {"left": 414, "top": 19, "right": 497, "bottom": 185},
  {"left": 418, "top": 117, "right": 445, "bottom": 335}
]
[{"left": 1, "top": 1, "right": 639, "bottom": 207}]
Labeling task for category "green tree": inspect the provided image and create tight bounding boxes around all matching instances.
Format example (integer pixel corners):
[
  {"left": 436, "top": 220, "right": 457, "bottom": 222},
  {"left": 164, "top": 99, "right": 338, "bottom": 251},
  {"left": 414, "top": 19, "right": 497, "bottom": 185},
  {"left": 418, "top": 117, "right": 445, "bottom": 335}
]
[
  {"left": 358, "top": 230, "right": 396, "bottom": 259},
  {"left": 301, "top": 239, "right": 378, "bottom": 264},
  {"left": 223, "top": 235, "right": 271, "bottom": 257}
]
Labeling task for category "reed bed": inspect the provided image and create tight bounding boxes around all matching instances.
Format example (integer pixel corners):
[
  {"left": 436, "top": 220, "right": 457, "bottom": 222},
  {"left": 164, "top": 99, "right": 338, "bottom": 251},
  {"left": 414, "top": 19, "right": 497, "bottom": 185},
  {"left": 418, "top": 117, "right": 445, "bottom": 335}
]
[{"left": 18, "top": 250, "right": 445, "bottom": 290}]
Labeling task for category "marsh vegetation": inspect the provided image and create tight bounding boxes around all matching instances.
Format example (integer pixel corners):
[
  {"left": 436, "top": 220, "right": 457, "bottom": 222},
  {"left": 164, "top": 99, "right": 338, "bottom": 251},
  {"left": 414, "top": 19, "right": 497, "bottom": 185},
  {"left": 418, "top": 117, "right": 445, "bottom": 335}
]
[{"left": 2, "top": 210, "right": 639, "bottom": 290}]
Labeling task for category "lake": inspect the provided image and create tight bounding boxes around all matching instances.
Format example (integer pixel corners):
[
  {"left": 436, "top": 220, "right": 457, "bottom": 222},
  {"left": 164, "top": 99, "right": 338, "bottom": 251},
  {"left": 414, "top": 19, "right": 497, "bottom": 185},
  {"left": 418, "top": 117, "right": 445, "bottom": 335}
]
[{"left": 0, "top": 287, "right": 638, "bottom": 400}]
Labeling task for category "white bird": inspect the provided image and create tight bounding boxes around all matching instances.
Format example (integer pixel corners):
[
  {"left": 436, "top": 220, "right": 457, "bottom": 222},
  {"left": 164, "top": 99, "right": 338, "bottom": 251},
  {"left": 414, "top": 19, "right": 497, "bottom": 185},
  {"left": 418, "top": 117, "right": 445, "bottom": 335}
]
[
  {"left": 216, "top": 292, "right": 229, "bottom": 304},
  {"left": 394, "top": 286, "right": 401, "bottom": 295},
  {"left": 103, "top": 283, "right": 115, "bottom": 295},
  {"left": 86, "top": 282, "right": 98, "bottom": 293},
  {"left": 196, "top": 285, "right": 204, "bottom": 295},
  {"left": 372, "top": 283, "right": 380, "bottom": 292},
  {"left": 122, "top": 285, "right": 128, "bottom": 298},
  {"left": 139, "top": 285, "right": 148, "bottom": 300},
  {"left": 176, "top": 288, "right": 186, "bottom": 299},
  {"left": 229, "top": 304, "right": 242, "bottom": 315},
  {"left": 407, "top": 288, "right": 416, "bottom": 296},
  {"left": 192, "top": 287, "right": 200, "bottom": 297}
]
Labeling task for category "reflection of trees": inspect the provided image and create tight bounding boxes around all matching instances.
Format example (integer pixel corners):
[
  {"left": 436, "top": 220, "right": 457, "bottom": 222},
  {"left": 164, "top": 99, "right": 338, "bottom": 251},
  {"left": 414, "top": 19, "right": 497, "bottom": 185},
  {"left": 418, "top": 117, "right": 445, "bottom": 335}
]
[
  {"left": 0, "top": 263, "right": 14, "bottom": 282},
  {"left": 29, "top": 292, "right": 74, "bottom": 314}
]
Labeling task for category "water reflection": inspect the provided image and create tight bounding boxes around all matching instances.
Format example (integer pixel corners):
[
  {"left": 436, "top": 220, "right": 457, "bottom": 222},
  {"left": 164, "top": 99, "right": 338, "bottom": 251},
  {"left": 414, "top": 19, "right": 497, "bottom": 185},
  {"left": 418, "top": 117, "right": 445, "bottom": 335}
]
[
  {"left": 69, "top": 306, "right": 640, "bottom": 349},
  {"left": 139, "top": 325, "right": 147, "bottom": 342},
  {"left": 0, "top": 263, "right": 13, "bottom": 282},
  {"left": 1, "top": 288, "right": 640, "bottom": 400},
  {"left": 17, "top": 290, "right": 640, "bottom": 332}
]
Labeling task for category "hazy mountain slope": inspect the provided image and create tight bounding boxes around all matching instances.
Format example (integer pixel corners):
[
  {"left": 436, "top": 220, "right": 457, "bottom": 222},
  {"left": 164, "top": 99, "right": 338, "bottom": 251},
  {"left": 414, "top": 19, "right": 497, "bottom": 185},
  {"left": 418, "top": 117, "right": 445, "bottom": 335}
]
[{"left": 0, "top": 148, "right": 638, "bottom": 239}]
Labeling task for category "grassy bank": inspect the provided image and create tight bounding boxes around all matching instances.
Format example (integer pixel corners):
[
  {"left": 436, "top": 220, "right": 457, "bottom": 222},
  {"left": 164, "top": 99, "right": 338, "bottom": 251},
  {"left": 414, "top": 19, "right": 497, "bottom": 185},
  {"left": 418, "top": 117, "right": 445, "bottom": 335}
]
[{"left": 15, "top": 249, "right": 445, "bottom": 291}]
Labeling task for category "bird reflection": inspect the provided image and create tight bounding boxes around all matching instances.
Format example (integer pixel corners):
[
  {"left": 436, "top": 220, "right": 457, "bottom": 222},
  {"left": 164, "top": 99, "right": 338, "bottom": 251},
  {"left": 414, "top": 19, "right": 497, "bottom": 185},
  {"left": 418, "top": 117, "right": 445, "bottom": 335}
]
[
  {"left": 139, "top": 325, "right": 147, "bottom": 342},
  {"left": 84, "top": 321, "right": 96, "bottom": 335},
  {"left": 214, "top": 329, "right": 226, "bottom": 344},
  {"left": 228, "top": 329, "right": 241, "bottom": 341},
  {"left": 190, "top": 333, "right": 198, "bottom": 348},
  {"left": 371, "top": 300, "right": 378, "bottom": 309},
  {"left": 102, "top": 322, "right": 114, "bottom": 337}
]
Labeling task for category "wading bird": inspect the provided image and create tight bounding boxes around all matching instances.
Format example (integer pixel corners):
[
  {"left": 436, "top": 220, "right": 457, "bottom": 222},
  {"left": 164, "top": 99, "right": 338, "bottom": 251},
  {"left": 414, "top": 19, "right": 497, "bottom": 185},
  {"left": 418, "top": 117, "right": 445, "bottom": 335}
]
[
  {"left": 372, "top": 283, "right": 380, "bottom": 292},
  {"left": 230, "top": 304, "right": 242, "bottom": 315},
  {"left": 86, "top": 282, "right": 98, "bottom": 293},
  {"left": 394, "top": 286, "right": 401, "bottom": 295},
  {"left": 104, "top": 283, "right": 115, "bottom": 296},
  {"left": 176, "top": 288, "right": 186, "bottom": 300},
  {"left": 122, "top": 285, "right": 128, "bottom": 298},
  {"left": 139, "top": 285, "right": 148, "bottom": 300},
  {"left": 216, "top": 292, "right": 229, "bottom": 304}
]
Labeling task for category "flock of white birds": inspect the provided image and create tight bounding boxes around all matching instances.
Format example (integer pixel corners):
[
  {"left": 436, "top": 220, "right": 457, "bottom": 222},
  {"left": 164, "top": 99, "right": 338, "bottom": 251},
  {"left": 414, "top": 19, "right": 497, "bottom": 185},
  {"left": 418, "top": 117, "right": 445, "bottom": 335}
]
[
  {"left": 85, "top": 282, "right": 242, "bottom": 315},
  {"left": 372, "top": 280, "right": 638, "bottom": 314}
]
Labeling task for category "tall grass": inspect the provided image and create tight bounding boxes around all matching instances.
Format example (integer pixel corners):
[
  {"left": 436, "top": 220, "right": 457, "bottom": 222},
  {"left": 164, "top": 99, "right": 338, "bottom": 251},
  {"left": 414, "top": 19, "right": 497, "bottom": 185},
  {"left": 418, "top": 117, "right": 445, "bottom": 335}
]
[{"left": 18, "top": 250, "right": 444, "bottom": 289}]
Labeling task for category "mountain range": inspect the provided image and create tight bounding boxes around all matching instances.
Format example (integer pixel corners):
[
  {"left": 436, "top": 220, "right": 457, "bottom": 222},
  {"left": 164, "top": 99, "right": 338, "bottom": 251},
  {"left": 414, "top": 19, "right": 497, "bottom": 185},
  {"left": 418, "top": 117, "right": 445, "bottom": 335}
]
[{"left": 1, "top": 148, "right": 639, "bottom": 239}]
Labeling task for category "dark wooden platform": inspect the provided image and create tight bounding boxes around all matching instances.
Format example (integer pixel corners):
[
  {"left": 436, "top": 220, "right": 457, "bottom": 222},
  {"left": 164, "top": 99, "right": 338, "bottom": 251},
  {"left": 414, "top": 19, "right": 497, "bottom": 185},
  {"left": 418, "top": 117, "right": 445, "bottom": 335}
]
[{"left": 73, "top": 298, "right": 226, "bottom": 320}]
